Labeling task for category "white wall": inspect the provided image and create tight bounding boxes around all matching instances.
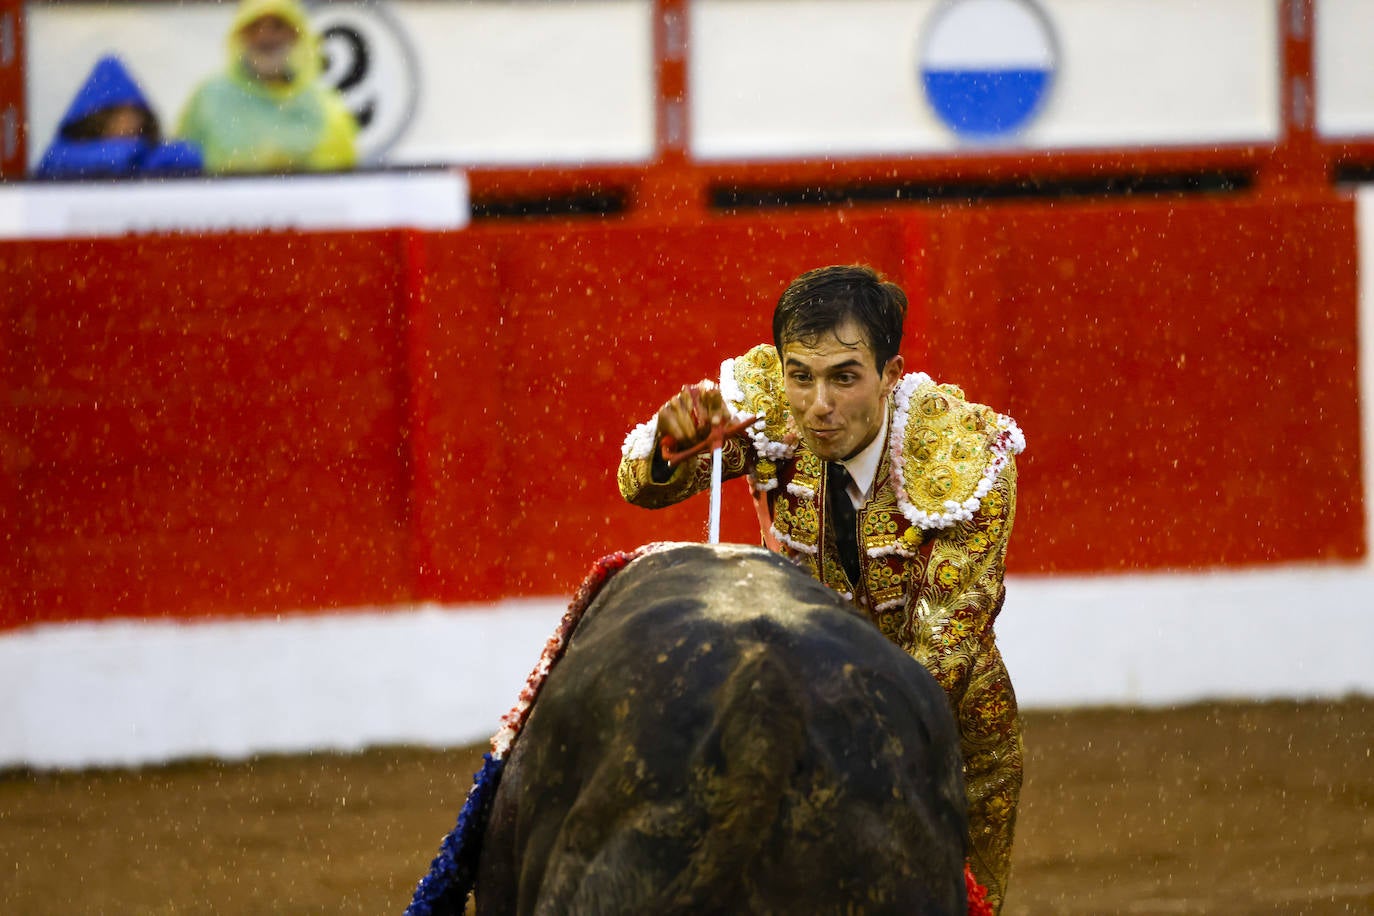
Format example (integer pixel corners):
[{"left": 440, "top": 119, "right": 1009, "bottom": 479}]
[
  {"left": 0, "top": 602, "right": 568, "bottom": 769},
  {"left": 1316, "top": 0, "right": 1374, "bottom": 137},
  {"left": 5, "top": 562, "right": 1374, "bottom": 770},
  {"left": 386, "top": 0, "right": 655, "bottom": 165}
]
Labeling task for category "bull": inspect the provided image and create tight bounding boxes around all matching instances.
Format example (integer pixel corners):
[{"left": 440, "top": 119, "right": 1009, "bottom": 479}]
[{"left": 411, "top": 542, "right": 971, "bottom": 915}]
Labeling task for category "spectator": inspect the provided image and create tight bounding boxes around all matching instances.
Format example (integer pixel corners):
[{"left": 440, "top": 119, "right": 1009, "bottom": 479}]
[
  {"left": 177, "top": 0, "right": 357, "bottom": 174},
  {"left": 35, "top": 55, "right": 203, "bottom": 180}
]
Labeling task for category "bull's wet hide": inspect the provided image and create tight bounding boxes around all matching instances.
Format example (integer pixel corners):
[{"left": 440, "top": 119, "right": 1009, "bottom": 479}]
[{"left": 467, "top": 542, "right": 968, "bottom": 916}]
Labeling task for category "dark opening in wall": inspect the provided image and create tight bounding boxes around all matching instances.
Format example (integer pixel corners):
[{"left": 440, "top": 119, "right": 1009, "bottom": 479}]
[
  {"left": 709, "top": 170, "right": 1254, "bottom": 212},
  {"left": 1333, "top": 162, "right": 1374, "bottom": 186},
  {"left": 471, "top": 190, "right": 628, "bottom": 220}
]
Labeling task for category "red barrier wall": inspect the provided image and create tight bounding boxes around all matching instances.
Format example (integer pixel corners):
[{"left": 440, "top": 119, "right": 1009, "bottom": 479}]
[
  {"left": 1, "top": 194, "right": 1364, "bottom": 628},
  {"left": 924, "top": 195, "right": 1365, "bottom": 572},
  {"left": 407, "top": 210, "right": 926, "bottom": 601},
  {"left": 3, "top": 234, "right": 418, "bottom": 623}
]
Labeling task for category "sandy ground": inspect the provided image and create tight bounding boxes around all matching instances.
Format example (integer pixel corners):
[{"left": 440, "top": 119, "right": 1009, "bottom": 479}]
[{"left": 2, "top": 698, "right": 1371, "bottom": 914}]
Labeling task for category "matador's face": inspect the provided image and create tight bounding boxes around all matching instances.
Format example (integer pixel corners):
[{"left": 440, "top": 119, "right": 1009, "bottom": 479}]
[{"left": 781, "top": 319, "right": 902, "bottom": 463}]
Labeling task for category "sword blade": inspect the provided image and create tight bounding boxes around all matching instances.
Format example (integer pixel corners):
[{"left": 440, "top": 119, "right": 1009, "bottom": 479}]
[{"left": 708, "top": 443, "right": 723, "bottom": 544}]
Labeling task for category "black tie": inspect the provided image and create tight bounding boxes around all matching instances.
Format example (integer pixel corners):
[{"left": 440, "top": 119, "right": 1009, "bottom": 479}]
[{"left": 827, "top": 462, "right": 861, "bottom": 587}]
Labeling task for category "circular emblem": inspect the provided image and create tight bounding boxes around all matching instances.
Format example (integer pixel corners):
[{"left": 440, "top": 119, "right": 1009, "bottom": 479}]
[
  {"left": 918, "top": 0, "right": 1058, "bottom": 142},
  {"left": 912, "top": 426, "right": 941, "bottom": 462},
  {"left": 310, "top": 0, "right": 420, "bottom": 163},
  {"left": 919, "top": 393, "right": 950, "bottom": 418},
  {"left": 925, "top": 466, "right": 956, "bottom": 500}
]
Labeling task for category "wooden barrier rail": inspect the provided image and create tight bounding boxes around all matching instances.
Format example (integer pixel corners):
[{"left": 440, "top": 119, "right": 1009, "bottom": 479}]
[{"left": 1, "top": 192, "right": 1364, "bottom": 629}]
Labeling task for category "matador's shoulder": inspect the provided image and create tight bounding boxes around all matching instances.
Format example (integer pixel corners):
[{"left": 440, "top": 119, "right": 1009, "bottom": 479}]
[
  {"left": 890, "top": 373, "right": 1025, "bottom": 530},
  {"left": 719, "top": 345, "right": 795, "bottom": 492},
  {"left": 716, "top": 347, "right": 1026, "bottom": 524}
]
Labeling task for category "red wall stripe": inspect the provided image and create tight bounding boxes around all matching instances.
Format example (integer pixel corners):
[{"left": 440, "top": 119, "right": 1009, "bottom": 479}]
[
  {"left": 0, "top": 0, "right": 24, "bottom": 177},
  {"left": 0, "top": 193, "right": 1364, "bottom": 629}
]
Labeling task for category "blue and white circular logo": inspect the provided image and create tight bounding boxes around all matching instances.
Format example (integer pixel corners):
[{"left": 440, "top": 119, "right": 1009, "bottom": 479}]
[{"left": 919, "top": 0, "right": 1057, "bottom": 142}]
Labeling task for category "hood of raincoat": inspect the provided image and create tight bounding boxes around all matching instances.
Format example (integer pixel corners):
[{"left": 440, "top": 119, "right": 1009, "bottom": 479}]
[
  {"left": 55, "top": 55, "right": 153, "bottom": 134},
  {"left": 227, "top": 0, "right": 322, "bottom": 97},
  {"left": 37, "top": 54, "right": 203, "bottom": 178}
]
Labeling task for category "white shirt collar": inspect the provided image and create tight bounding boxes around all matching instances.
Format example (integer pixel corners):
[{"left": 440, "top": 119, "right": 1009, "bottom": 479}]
[{"left": 837, "top": 401, "right": 888, "bottom": 508}]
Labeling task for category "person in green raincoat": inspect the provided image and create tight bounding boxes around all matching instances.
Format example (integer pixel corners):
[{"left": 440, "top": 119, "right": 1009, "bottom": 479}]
[{"left": 178, "top": 0, "right": 357, "bottom": 174}]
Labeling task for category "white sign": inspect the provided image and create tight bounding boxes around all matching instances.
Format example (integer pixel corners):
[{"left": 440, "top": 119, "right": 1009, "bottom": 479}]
[
  {"left": 1315, "top": 0, "right": 1374, "bottom": 138},
  {"left": 691, "top": 0, "right": 1280, "bottom": 159},
  {"left": 0, "top": 170, "right": 469, "bottom": 238}
]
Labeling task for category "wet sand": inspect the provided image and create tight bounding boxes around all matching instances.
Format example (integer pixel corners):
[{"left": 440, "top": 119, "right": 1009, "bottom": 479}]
[{"left": 2, "top": 698, "right": 1371, "bottom": 914}]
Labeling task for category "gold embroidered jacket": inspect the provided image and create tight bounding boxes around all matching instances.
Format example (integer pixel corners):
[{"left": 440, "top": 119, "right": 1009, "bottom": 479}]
[{"left": 618, "top": 345, "right": 1026, "bottom": 911}]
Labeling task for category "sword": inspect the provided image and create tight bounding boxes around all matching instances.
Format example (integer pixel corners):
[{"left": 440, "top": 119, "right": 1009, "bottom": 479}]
[{"left": 708, "top": 439, "right": 723, "bottom": 544}]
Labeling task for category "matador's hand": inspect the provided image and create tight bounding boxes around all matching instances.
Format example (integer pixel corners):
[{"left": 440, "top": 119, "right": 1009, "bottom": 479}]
[{"left": 656, "top": 380, "right": 726, "bottom": 455}]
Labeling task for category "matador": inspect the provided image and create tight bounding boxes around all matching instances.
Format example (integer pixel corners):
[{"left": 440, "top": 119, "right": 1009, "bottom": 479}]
[{"left": 616, "top": 264, "right": 1025, "bottom": 912}]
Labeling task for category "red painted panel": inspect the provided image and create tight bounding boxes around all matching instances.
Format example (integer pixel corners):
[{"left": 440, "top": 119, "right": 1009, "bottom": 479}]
[
  {"left": 472, "top": 211, "right": 925, "bottom": 597},
  {"left": 0, "top": 192, "right": 1364, "bottom": 629},
  {"left": 402, "top": 233, "right": 508, "bottom": 604},
  {"left": 0, "top": 239, "right": 20, "bottom": 625},
  {"left": 4, "top": 232, "right": 416, "bottom": 626},
  {"left": 0, "top": 0, "right": 24, "bottom": 177},
  {"left": 10, "top": 234, "right": 407, "bottom": 465},
  {"left": 21, "top": 457, "right": 412, "bottom": 620},
  {"left": 924, "top": 196, "right": 1364, "bottom": 573},
  {"left": 401, "top": 212, "right": 921, "bottom": 602}
]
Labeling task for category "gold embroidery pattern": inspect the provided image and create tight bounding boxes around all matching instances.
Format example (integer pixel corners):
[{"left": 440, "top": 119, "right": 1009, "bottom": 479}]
[
  {"left": 901, "top": 386, "right": 1002, "bottom": 517},
  {"left": 724, "top": 345, "right": 793, "bottom": 491},
  {"left": 959, "top": 642, "right": 1023, "bottom": 913},
  {"left": 903, "top": 462, "right": 1016, "bottom": 692},
  {"left": 899, "top": 459, "right": 1021, "bottom": 911},
  {"left": 861, "top": 484, "right": 903, "bottom": 555},
  {"left": 873, "top": 607, "right": 906, "bottom": 644},
  {"left": 792, "top": 451, "right": 822, "bottom": 494},
  {"left": 820, "top": 552, "right": 850, "bottom": 591},
  {"left": 773, "top": 490, "right": 821, "bottom": 555},
  {"left": 866, "top": 559, "right": 906, "bottom": 611},
  {"left": 727, "top": 345, "right": 789, "bottom": 434}
]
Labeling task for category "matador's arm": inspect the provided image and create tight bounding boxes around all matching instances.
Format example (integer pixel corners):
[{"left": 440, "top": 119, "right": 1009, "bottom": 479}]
[{"left": 617, "top": 416, "right": 752, "bottom": 510}]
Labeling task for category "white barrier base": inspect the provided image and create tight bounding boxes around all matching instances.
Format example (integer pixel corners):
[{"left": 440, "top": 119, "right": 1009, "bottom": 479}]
[
  {"left": 3, "top": 564, "right": 1372, "bottom": 770},
  {"left": 998, "top": 564, "right": 1374, "bottom": 708},
  {"left": 0, "top": 170, "right": 468, "bottom": 238}
]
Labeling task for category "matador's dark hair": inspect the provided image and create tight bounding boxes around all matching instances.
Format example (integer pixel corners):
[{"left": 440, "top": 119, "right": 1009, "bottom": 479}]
[{"left": 772, "top": 264, "right": 907, "bottom": 371}]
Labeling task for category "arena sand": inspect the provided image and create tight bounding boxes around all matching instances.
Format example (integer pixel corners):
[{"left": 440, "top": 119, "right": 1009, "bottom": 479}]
[{"left": 2, "top": 699, "right": 1371, "bottom": 914}]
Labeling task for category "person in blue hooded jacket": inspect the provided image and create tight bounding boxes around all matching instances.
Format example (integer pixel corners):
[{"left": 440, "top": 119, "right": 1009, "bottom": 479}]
[{"left": 35, "top": 55, "right": 203, "bottom": 180}]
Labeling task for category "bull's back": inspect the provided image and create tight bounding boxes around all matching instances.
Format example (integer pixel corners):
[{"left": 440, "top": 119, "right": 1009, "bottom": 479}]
[{"left": 478, "top": 543, "right": 967, "bottom": 915}]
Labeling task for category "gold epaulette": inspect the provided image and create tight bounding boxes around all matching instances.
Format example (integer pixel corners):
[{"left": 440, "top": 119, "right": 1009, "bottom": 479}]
[
  {"left": 890, "top": 373, "right": 1025, "bottom": 530},
  {"left": 720, "top": 344, "right": 794, "bottom": 492}
]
